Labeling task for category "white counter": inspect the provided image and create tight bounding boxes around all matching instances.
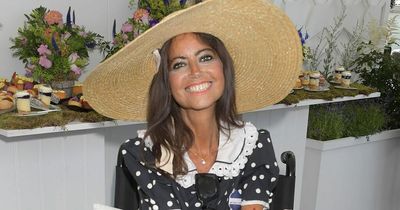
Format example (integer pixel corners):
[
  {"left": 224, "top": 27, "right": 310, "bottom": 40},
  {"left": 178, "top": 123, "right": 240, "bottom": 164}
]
[{"left": 0, "top": 93, "right": 380, "bottom": 210}]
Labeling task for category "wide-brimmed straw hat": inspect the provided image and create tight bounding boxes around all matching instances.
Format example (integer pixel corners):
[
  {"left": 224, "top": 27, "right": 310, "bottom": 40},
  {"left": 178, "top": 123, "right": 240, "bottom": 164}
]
[{"left": 83, "top": 0, "right": 302, "bottom": 121}]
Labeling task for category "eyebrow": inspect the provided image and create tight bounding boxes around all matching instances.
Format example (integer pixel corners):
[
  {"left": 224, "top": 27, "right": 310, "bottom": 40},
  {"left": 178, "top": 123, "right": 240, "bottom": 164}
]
[{"left": 169, "top": 47, "right": 215, "bottom": 62}]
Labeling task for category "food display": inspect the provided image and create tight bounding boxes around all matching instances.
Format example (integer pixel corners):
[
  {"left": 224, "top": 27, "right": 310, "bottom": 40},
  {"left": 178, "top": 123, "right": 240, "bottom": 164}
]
[
  {"left": 0, "top": 72, "right": 94, "bottom": 116},
  {"left": 301, "top": 71, "right": 310, "bottom": 86},
  {"left": 67, "top": 95, "right": 93, "bottom": 111},
  {"left": 52, "top": 90, "right": 67, "bottom": 100},
  {"left": 341, "top": 71, "right": 352, "bottom": 88},
  {"left": 295, "top": 70, "right": 330, "bottom": 92},
  {"left": 68, "top": 96, "right": 82, "bottom": 108},
  {"left": 72, "top": 83, "right": 83, "bottom": 96},
  {"left": 309, "top": 71, "right": 320, "bottom": 90},
  {"left": 0, "top": 93, "right": 14, "bottom": 111},
  {"left": 15, "top": 91, "right": 31, "bottom": 114},
  {"left": 334, "top": 66, "right": 345, "bottom": 84}
]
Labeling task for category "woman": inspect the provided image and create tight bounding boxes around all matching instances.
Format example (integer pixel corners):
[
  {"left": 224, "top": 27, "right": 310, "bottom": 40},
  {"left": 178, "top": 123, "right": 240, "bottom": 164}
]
[{"left": 84, "top": 0, "right": 302, "bottom": 209}]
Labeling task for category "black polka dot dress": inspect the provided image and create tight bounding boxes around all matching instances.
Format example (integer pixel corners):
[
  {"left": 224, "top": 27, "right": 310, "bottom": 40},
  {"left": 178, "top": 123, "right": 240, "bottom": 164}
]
[{"left": 120, "top": 122, "right": 279, "bottom": 210}]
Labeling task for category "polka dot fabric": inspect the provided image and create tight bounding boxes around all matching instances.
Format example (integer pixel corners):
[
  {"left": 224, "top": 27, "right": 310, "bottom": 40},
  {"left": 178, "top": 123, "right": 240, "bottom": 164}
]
[
  {"left": 239, "top": 130, "right": 279, "bottom": 208},
  {"left": 119, "top": 123, "right": 279, "bottom": 209}
]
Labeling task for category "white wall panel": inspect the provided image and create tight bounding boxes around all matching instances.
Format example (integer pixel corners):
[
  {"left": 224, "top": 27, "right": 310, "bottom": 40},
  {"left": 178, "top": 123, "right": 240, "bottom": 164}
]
[
  {"left": 0, "top": 131, "right": 109, "bottom": 210},
  {"left": 243, "top": 107, "right": 309, "bottom": 210}
]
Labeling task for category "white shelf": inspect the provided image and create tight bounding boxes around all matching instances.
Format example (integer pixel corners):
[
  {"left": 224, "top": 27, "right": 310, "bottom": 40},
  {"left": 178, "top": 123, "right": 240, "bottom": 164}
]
[
  {"left": 0, "top": 92, "right": 380, "bottom": 138},
  {"left": 255, "top": 92, "right": 381, "bottom": 112},
  {"left": 0, "top": 120, "right": 143, "bottom": 138}
]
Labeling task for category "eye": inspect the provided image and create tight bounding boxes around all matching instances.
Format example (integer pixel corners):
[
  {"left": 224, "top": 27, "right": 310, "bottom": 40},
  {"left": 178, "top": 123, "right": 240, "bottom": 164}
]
[
  {"left": 172, "top": 62, "right": 186, "bottom": 70},
  {"left": 200, "top": 54, "right": 213, "bottom": 62}
]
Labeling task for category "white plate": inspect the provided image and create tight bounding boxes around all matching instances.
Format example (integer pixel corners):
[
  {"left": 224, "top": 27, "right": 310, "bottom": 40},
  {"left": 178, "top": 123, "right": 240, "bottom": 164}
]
[
  {"left": 14, "top": 110, "right": 53, "bottom": 117},
  {"left": 13, "top": 98, "right": 61, "bottom": 117},
  {"left": 304, "top": 86, "right": 330, "bottom": 92},
  {"left": 334, "top": 85, "right": 357, "bottom": 90},
  {"left": 329, "top": 80, "right": 342, "bottom": 85}
]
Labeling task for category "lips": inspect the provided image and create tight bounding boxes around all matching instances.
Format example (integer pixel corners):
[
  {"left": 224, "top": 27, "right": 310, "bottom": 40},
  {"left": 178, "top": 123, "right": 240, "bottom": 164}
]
[{"left": 185, "top": 81, "right": 212, "bottom": 93}]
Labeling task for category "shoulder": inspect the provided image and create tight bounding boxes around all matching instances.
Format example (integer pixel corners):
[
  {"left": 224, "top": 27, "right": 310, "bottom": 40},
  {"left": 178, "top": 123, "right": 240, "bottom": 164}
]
[
  {"left": 208, "top": 122, "right": 272, "bottom": 177},
  {"left": 119, "top": 130, "right": 154, "bottom": 163}
]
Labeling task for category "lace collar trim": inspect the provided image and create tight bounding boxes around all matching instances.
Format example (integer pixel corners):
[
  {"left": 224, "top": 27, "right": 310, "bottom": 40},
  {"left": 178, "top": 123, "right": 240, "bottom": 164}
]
[{"left": 137, "top": 122, "right": 259, "bottom": 188}]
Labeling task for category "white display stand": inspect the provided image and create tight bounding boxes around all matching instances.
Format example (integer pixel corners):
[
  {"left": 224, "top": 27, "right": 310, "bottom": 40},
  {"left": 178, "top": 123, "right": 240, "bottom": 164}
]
[{"left": 0, "top": 93, "right": 380, "bottom": 210}]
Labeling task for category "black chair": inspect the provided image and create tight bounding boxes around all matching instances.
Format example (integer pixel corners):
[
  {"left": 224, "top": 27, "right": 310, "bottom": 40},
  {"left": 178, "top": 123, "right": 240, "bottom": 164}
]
[
  {"left": 114, "top": 148, "right": 296, "bottom": 210},
  {"left": 114, "top": 146, "right": 140, "bottom": 210},
  {"left": 270, "top": 151, "right": 296, "bottom": 210}
]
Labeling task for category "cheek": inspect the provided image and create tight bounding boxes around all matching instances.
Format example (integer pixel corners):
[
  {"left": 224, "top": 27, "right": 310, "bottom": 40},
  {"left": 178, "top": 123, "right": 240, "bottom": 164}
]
[{"left": 168, "top": 74, "right": 184, "bottom": 97}]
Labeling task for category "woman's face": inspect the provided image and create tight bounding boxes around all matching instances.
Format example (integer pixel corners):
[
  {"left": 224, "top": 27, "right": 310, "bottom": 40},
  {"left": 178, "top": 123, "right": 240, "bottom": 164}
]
[{"left": 168, "top": 33, "right": 225, "bottom": 113}]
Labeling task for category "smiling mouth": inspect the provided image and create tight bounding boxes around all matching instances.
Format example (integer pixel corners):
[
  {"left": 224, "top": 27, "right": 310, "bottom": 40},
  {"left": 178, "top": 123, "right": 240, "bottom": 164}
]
[{"left": 186, "top": 82, "right": 212, "bottom": 93}]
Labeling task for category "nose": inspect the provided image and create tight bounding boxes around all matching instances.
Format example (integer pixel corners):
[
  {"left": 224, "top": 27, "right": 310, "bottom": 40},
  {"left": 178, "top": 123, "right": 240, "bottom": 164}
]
[{"left": 189, "top": 61, "right": 201, "bottom": 76}]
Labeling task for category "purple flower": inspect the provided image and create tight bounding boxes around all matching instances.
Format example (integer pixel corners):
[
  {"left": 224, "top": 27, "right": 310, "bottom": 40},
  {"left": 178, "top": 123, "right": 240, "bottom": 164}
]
[
  {"left": 25, "top": 64, "right": 36, "bottom": 76},
  {"left": 25, "top": 64, "right": 35, "bottom": 77},
  {"left": 149, "top": 19, "right": 159, "bottom": 27},
  {"left": 180, "top": 0, "right": 187, "bottom": 6},
  {"left": 121, "top": 23, "right": 133, "bottom": 33},
  {"left": 112, "top": 19, "right": 116, "bottom": 38},
  {"left": 69, "top": 52, "right": 80, "bottom": 63},
  {"left": 70, "top": 64, "right": 81, "bottom": 75},
  {"left": 25, "top": 70, "right": 33, "bottom": 77},
  {"left": 66, "top": 7, "right": 72, "bottom": 28},
  {"left": 39, "top": 56, "right": 52, "bottom": 69},
  {"left": 37, "top": 44, "right": 52, "bottom": 56},
  {"left": 163, "top": 0, "right": 170, "bottom": 6},
  {"left": 297, "top": 27, "right": 309, "bottom": 45},
  {"left": 26, "top": 63, "right": 36, "bottom": 70}
]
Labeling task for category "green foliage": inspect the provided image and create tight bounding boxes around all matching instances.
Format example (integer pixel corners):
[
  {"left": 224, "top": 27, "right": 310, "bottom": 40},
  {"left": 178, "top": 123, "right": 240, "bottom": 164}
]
[
  {"left": 10, "top": 6, "right": 103, "bottom": 83},
  {"left": 322, "top": 6, "right": 346, "bottom": 78},
  {"left": 343, "top": 102, "right": 385, "bottom": 137},
  {"left": 353, "top": 42, "right": 400, "bottom": 129},
  {"left": 138, "top": 0, "right": 182, "bottom": 21},
  {"left": 308, "top": 105, "right": 345, "bottom": 141},
  {"left": 281, "top": 83, "right": 377, "bottom": 105},
  {"left": 101, "top": 0, "right": 193, "bottom": 59},
  {"left": 308, "top": 100, "right": 385, "bottom": 141},
  {"left": 0, "top": 106, "right": 111, "bottom": 130},
  {"left": 339, "top": 21, "right": 364, "bottom": 70}
]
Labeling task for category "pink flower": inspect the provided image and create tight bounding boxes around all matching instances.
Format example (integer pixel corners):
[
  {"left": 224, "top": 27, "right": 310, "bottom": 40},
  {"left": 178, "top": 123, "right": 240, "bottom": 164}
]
[
  {"left": 39, "top": 56, "right": 52, "bottom": 69},
  {"left": 70, "top": 64, "right": 81, "bottom": 75},
  {"left": 133, "top": 9, "right": 149, "bottom": 21},
  {"left": 44, "top": 10, "right": 63, "bottom": 25},
  {"left": 26, "top": 63, "right": 36, "bottom": 70},
  {"left": 62, "top": 32, "right": 71, "bottom": 40},
  {"left": 121, "top": 23, "right": 133, "bottom": 33},
  {"left": 37, "top": 44, "right": 52, "bottom": 56},
  {"left": 79, "top": 31, "right": 87, "bottom": 37},
  {"left": 20, "top": 36, "right": 28, "bottom": 45},
  {"left": 69, "top": 52, "right": 80, "bottom": 63},
  {"left": 122, "top": 34, "right": 128, "bottom": 41}
]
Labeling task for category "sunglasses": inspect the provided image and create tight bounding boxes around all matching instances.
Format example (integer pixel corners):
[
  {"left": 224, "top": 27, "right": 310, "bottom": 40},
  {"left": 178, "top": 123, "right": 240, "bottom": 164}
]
[{"left": 195, "top": 173, "right": 220, "bottom": 210}]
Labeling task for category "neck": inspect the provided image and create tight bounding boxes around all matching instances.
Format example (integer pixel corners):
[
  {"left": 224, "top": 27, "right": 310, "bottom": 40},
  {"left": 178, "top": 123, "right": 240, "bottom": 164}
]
[{"left": 182, "top": 109, "right": 219, "bottom": 153}]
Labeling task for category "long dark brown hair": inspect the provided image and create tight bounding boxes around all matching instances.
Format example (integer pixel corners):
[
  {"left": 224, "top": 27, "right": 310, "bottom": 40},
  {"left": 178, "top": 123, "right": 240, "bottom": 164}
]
[{"left": 145, "top": 32, "right": 243, "bottom": 177}]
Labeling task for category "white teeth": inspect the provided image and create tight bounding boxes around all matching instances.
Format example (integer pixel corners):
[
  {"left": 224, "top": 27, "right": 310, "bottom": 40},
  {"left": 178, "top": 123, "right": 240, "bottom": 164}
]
[{"left": 186, "top": 82, "right": 211, "bottom": 93}]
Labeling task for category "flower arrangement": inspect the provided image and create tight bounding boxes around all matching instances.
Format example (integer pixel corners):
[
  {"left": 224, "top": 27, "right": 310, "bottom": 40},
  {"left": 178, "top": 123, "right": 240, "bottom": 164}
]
[
  {"left": 10, "top": 6, "right": 103, "bottom": 84},
  {"left": 297, "top": 27, "right": 325, "bottom": 72},
  {"left": 298, "top": 27, "right": 312, "bottom": 64},
  {"left": 101, "top": 0, "right": 192, "bottom": 58}
]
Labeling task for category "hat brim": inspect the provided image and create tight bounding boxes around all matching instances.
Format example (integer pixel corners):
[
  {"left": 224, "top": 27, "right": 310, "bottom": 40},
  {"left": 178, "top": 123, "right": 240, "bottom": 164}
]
[{"left": 83, "top": 0, "right": 302, "bottom": 121}]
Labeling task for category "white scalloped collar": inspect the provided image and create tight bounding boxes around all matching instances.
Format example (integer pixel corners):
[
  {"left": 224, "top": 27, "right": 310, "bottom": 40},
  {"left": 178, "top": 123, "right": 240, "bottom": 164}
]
[
  {"left": 178, "top": 122, "right": 258, "bottom": 188},
  {"left": 137, "top": 122, "right": 259, "bottom": 188}
]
